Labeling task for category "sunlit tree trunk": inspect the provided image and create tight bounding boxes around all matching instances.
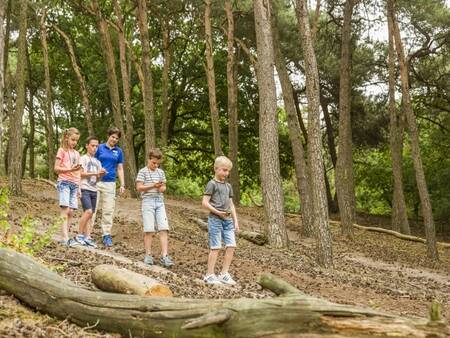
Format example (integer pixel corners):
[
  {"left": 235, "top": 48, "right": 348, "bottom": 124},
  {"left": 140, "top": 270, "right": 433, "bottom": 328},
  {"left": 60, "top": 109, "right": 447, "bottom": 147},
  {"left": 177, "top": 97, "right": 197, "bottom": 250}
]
[
  {"left": 388, "top": 1, "right": 437, "bottom": 260},
  {"left": 8, "top": 0, "right": 27, "bottom": 195},
  {"left": 113, "top": 0, "right": 138, "bottom": 197},
  {"left": 387, "top": 13, "right": 410, "bottom": 235},
  {"left": 0, "top": 0, "right": 6, "bottom": 160},
  {"left": 204, "top": 0, "right": 223, "bottom": 156},
  {"left": 160, "top": 16, "right": 171, "bottom": 149},
  {"left": 52, "top": 24, "right": 94, "bottom": 136},
  {"left": 39, "top": 9, "right": 56, "bottom": 181},
  {"left": 295, "top": 0, "right": 333, "bottom": 268},
  {"left": 272, "top": 14, "right": 313, "bottom": 237},
  {"left": 136, "top": 0, "right": 156, "bottom": 154},
  {"left": 253, "top": 0, "right": 288, "bottom": 248},
  {"left": 336, "top": 0, "right": 356, "bottom": 238},
  {"left": 225, "top": 0, "right": 240, "bottom": 205}
]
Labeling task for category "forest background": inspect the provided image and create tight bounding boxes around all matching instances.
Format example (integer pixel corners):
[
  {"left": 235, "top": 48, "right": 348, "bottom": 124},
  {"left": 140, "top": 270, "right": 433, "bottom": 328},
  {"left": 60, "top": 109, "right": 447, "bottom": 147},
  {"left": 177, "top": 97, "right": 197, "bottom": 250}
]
[{"left": 1, "top": 0, "right": 449, "bottom": 266}]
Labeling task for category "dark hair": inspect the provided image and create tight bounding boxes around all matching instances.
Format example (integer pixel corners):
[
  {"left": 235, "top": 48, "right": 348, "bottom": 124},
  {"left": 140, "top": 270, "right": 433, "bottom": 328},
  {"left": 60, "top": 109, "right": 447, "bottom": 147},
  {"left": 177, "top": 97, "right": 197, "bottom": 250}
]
[
  {"left": 85, "top": 136, "right": 99, "bottom": 145},
  {"left": 148, "top": 148, "right": 163, "bottom": 160},
  {"left": 108, "top": 127, "right": 121, "bottom": 138}
]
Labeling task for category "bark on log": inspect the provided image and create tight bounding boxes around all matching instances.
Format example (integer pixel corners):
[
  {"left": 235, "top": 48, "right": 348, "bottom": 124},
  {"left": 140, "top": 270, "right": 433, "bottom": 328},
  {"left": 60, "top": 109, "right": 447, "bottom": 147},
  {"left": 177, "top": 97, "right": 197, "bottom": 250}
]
[
  {"left": 192, "top": 217, "right": 266, "bottom": 245},
  {"left": 91, "top": 264, "right": 173, "bottom": 297},
  {"left": 1, "top": 248, "right": 449, "bottom": 337}
]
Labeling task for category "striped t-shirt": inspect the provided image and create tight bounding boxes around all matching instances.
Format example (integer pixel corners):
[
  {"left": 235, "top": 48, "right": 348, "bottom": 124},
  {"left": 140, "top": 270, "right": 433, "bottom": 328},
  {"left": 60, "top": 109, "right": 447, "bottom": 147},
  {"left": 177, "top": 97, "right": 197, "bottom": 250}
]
[{"left": 136, "top": 167, "right": 166, "bottom": 199}]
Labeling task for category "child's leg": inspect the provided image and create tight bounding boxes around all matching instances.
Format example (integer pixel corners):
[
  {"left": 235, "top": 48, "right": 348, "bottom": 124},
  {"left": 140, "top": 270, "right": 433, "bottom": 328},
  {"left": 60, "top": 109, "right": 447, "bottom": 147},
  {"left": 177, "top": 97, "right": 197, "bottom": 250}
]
[
  {"left": 221, "top": 247, "right": 235, "bottom": 274},
  {"left": 207, "top": 216, "right": 223, "bottom": 275},
  {"left": 159, "top": 230, "right": 169, "bottom": 256},
  {"left": 207, "top": 249, "right": 220, "bottom": 275},
  {"left": 60, "top": 207, "right": 70, "bottom": 241},
  {"left": 144, "top": 232, "right": 154, "bottom": 256},
  {"left": 221, "top": 218, "right": 237, "bottom": 274},
  {"left": 79, "top": 209, "right": 93, "bottom": 236},
  {"left": 155, "top": 200, "right": 170, "bottom": 257}
]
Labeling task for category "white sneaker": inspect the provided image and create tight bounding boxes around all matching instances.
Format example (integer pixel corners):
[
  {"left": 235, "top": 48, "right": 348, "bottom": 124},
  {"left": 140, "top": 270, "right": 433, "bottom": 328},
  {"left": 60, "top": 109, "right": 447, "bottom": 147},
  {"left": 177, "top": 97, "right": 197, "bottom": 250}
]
[
  {"left": 203, "top": 274, "right": 221, "bottom": 285},
  {"left": 218, "top": 272, "right": 236, "bottom": 285}
]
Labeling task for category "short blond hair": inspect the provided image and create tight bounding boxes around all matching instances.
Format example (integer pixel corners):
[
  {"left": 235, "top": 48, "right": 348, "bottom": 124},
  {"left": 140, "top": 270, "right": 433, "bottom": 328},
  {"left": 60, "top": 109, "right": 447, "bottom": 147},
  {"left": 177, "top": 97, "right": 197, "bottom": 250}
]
[{"left": 214, "top": 156, "right": 233, "bottom": 169}]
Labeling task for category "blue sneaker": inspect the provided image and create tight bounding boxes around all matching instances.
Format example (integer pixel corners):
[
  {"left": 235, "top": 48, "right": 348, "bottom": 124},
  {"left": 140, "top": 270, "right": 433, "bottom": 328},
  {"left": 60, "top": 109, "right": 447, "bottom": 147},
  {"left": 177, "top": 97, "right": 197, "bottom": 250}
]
[
  {"left": 83, "top": 237, "right": 98, "bottom": 248},
  {"left": 75, "top": 234, "right": 86, "bottom": 245},
  {"left": 102, "top": 234, "right": 113, "bottom": 247}
]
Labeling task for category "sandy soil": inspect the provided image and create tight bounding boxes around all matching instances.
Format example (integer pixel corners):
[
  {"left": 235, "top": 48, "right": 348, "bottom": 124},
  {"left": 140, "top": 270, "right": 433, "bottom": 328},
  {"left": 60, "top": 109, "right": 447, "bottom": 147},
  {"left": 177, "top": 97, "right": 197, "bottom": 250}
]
[{"left": 1, "top": 179, "right": 449, "bottom": 337}]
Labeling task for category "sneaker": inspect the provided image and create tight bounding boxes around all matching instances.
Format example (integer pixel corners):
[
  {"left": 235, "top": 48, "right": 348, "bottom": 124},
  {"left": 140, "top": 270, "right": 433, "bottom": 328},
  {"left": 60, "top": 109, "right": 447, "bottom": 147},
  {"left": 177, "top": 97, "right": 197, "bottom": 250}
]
[
  {"left": 160, "top": 255, "right": 174, "bottom": 267},
  {"left": 75, "top": 234, "right": 86, "bottom": 245},
  {"left": 67, "top": 238, "right": 81, "bottom": 248},
  {"left": 83, "top": 237, "right": 98, "bottom": 248},
  {"left": 102, "top": 234, "right": 113, "bottom": 247},
  {"left": 203, "top": 274, "right": 221, "bottom": 285},
  {"left": 218, "top": 272, "right": 237, "bottom": 285},
  {"left": 144, "top": 255, "right": 154, "bottom": 266}
]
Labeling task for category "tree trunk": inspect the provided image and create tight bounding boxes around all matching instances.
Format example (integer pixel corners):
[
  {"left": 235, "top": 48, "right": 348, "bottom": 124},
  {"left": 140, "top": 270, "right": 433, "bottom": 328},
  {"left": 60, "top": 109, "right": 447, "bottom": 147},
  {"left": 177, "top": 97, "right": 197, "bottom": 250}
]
[
  {"left": 272, "top": 14, "right": 313, "bottom": 237},
  {"left": 28, "top": 90, "right": 35, "bottom": 178},
  {"left": 8, "top": 0, "right": 27, "bottom": 195},
  {"left": 160, "top": 15, "right": 171, "bottom": 149},
  {"left": 0, "top": 0, "right": 6, "bottom": 160},
  {"left": 136, "top": 0, "right": 156, "bottom": 154},
  {"left": 336, "top": 0, "right": 356, "bottom": 239},
  {"left": 387, "top": 13, "right": 410, "bottom": 235},
  {"left": 225, "top": 0, "right": 240, "bottom": 205},
  {"left": 1, "top": 248, "right": 448, "bottom": 338},
  {"left": 253, "top": 0, "right": 288, "bottom": 249},
  {"left": 51, "top": 24, "right": 94, "bottom": 136},
  {"left": 39, "top": 9, "right": 56, "bottom": 181},
  {"left": 91, "top": 264, "right": 173, "bottom": 297},
  {"left": 295, "top": 0, "right": 333, "bottom": 268},
  {"left": 204, "top": 0, "right": 223, "bottom": 156},
  {"left": 388, "top": 0, "right": 438, "bottom": 261},
  {"left": 113, "top": 0, "right": 138, "bottom": 198}
]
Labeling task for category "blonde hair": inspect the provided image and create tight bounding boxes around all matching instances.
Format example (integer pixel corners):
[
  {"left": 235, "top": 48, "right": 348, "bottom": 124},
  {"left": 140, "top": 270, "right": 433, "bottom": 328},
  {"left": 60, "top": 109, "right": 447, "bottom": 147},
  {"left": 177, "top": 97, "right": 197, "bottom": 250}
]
[
  {"left": 60, "top": 127, "right": 80, "bottom": 150},
  {"left": 214, "top": 156, "right": 233, "bottom": 170}
]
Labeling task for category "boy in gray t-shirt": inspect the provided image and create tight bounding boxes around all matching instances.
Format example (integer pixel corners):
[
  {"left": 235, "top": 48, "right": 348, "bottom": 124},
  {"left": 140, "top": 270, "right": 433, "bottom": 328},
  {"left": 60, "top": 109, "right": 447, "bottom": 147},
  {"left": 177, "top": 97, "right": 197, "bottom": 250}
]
[{"left": 202, "top": 156, "right": 240, "bottom": 285}]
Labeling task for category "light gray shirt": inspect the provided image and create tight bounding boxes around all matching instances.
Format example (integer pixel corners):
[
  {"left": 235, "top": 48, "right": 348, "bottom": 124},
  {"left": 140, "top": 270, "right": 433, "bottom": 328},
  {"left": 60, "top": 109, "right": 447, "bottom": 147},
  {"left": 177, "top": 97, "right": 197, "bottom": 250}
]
[
  {"left": 136, "top": 167, "right": 166, "bottom": 199},
  {"left": 204, "top": 179, "right": 233, "bottom": 213},
  {"left": 80, "top": 154, "right": 102, "bottom": 191}
]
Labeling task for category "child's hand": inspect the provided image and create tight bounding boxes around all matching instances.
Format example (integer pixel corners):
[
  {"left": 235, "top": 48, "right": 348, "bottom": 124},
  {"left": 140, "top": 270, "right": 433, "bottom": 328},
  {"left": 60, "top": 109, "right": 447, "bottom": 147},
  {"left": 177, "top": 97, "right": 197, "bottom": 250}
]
[
  {"left": 154, "top": 182, "right": 163, "bottom": 188},
  {"left": 98, "top": 168, "right": 107, "bottom": 176},
  {"left": 217, "top": 211, "right": 228, "bottom": 219},
  {"left": 234, "top": 222, "right": 240, "bottom": 232},
  {"left": 71, "top": 164, "right": 82, "bottom": 171}
]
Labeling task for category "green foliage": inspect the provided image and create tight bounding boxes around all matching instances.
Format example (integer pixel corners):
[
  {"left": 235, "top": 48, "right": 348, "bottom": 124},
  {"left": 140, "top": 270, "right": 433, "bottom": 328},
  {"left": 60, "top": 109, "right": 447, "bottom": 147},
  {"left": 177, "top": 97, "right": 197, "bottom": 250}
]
[
  {"left": 0, "top": 188, "right": 60, "bottom": 255},
  {"left": 167, "top": 177, "right": 204, "bottom": 198}
]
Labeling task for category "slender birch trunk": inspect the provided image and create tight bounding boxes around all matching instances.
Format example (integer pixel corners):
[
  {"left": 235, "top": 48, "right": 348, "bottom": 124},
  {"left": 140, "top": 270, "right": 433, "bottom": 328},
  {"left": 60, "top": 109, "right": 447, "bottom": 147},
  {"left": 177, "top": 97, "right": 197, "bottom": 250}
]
[
  {"left": 336, "top": 0, "right": 356, "bottom": 238},
  {"left": 388, "top": 0, "right": 438, "bottom": 260},
  {"left": 253, "top": 0, "right": 288, "bottom": 248},
  {"left": 136, "top": 0, "right": 156, "bottom": 154},
  {"left": 204, "top": 0, "right": 223, "bottom": 156},
  {"left": 295, "top": 0, "right": 333, "bottom": 268},
  {"left": 387, "top": 13, "right": 410, "bottom": 235}
]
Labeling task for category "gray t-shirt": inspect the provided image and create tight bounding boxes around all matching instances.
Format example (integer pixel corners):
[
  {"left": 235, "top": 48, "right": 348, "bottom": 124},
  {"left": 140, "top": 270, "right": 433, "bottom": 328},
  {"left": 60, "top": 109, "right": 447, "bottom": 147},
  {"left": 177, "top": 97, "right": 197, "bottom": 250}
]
[
  {"left": 136, "top": 167, "right": 166, "bottom": 199},
  {"left": 80, "top": 154, "right": 102, "bottom": 192},
  {"left": 203, "top": 179, "right": 233, "bottom": 213}
]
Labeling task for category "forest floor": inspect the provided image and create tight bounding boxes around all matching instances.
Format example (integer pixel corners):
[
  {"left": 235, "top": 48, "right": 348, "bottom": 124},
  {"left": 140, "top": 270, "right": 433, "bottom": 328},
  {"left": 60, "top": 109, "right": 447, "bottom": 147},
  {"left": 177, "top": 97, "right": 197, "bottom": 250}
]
[{"left": 1, "top": 179, "right": 450, "bottom": 337}]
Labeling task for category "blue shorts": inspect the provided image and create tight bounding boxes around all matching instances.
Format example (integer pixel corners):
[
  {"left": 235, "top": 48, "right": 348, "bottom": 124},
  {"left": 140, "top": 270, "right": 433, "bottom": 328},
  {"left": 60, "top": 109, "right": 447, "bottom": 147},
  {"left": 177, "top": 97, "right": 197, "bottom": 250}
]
[
  {"left": 208, "top": 215, "right": 236, "bottom": 249},
  {"left": 80, "top": 189, "right": 98, "bottom": 212},
  {"left": 57, "top": 180, "right": 78, "bottom": 209},
  {"left": 142, "top": 197, "right": 169, "bottom": 233}
]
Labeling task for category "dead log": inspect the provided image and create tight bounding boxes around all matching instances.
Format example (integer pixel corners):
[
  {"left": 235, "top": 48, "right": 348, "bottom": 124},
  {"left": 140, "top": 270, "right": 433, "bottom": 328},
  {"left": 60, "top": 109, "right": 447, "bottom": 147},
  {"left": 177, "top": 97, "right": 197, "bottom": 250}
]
[
  {"left": 192, "top": 217, "right": 266, "bottom": 245},
  {"left": 329, "top": 220, "right": 450, "bottom": 248},
  {"left": 91, "top": 264, "right": 173, "bottom": 297},
  {"left": 0, "top": 248, "right": 449, "bottom": 337}
]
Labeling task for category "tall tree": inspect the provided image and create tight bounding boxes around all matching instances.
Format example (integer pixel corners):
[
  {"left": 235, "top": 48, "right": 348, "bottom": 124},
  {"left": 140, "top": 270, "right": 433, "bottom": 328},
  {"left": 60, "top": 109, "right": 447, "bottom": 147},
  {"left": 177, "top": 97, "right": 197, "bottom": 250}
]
[
  {"left": 336, "top": 0, "right": 356, "bottom": 238},
  {"left": 388, "top": 0, "right": 438, "bottom": 260},
  {"left": 225, "top": 0, "right": 240, "bottom": 204},
  {"left": 295, "top": 0, "right": 333, "bottom": 267},
  {"left": 272, "top": 12, "right": 313, "bottom": 237},
  {"left": 0, "top": 0, "right": 6, "bottom": 155},
  {"left": 8, "top": 0, "right": 27, "bottom": 194},
  {"left": 253, "top": 0, "right": 288, "bottom": 248},
  {"left": 160, "top": 14, "right": 171, "bottom": 149},
  {"left": 204, "top": 0, "right": 223, "bottom": 156},
  {"left": 387, "top": 12, "right": 410, "bottom": 235},
  {"left": 39, "top": 9, "right": 56, "bottom": 180},
  {"left": 136, "top": 0, "right": 156, "bottom": 154}
]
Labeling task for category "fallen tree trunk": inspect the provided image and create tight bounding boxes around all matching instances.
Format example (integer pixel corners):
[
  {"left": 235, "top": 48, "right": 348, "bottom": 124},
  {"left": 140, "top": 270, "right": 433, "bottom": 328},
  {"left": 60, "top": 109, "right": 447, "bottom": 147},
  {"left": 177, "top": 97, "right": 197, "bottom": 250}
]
[
  {"left": 0, "top": 248, "right": 448, "bottom": 337},
  {"left": 329, "top": 220, "right": 450, "bottom": 248},
  {"left": 192, "top": 217, "right": 266, "bottom": 245},
  {"left": 91, "top": 264, "right": 173, "bottom": 297}
]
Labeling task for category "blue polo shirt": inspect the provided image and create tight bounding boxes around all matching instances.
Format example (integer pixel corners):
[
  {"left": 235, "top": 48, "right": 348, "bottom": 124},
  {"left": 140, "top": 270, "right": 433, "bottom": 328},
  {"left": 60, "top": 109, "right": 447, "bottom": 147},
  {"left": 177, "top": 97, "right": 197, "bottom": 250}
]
[{"left": 95, "top": 143, "right": 124, "bottom": 182}]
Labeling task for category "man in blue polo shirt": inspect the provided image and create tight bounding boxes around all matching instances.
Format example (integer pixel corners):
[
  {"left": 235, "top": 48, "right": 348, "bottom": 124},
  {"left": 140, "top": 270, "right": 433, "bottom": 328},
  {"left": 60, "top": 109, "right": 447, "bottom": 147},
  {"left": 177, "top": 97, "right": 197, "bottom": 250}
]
[{"left": 95, "top": 127, "right": 125, "bottom": 247}]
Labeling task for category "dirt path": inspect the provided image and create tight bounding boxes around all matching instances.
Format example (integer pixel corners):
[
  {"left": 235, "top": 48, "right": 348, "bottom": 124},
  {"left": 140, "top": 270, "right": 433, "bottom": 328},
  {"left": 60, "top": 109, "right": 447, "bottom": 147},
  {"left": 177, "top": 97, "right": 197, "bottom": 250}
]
[{"left": 2, "top": 179, "right": 450, "bottom": 336}]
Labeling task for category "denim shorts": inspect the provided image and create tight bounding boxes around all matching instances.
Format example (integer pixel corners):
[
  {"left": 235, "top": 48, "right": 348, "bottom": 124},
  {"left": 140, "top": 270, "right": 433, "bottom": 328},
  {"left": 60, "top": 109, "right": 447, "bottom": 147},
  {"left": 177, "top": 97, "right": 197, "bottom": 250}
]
[
  {"left": 80, "top": 189, "right": 98, "bottom": 212},
  {"left": 208, "top": 215, "right": 236, "bottom": 249},
  {"left": 57, "top": 180, "right": 78, "bottom": 209},
  {"left": 142, "top": 197, "right": 169, "bottom": 232}
]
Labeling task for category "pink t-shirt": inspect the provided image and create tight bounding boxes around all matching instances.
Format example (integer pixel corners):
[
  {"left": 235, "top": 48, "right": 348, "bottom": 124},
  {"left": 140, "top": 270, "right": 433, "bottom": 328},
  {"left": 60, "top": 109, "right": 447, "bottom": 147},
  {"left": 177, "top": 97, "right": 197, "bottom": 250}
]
[{"left": 56, "top": 148, "right": 81, "bottom": 184}]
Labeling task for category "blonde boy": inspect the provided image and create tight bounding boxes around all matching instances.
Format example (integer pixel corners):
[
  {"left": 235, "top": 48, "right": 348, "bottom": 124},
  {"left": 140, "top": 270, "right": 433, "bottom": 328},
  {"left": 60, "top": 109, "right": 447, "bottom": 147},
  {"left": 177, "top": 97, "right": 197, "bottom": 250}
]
[{"left": 202, "top": 156, "right": 239, "bottom": 285}]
